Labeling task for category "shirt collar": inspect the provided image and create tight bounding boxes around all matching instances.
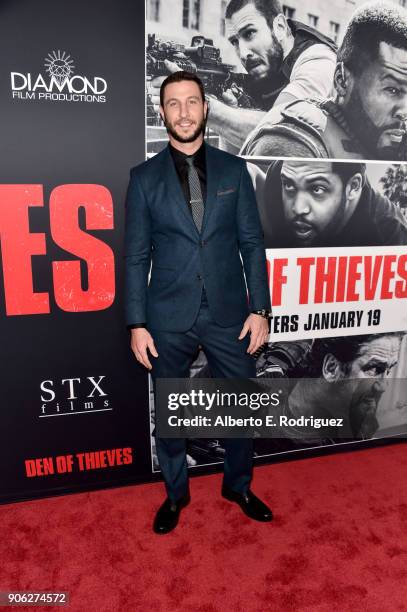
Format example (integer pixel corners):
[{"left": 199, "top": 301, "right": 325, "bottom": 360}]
[{"left": 168, "top": 140, "right": 206, "bottom": 172}]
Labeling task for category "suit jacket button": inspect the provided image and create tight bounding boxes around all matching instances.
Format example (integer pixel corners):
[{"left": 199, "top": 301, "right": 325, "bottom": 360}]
[
  {"left": 197, "top": 274, "right": 202, "bottom": 281},
  {"left": 200, "top": 240, "right": 206, "bottom": 247}
]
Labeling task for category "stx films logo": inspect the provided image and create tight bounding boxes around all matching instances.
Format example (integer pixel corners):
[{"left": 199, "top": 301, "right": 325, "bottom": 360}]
[
  {"left": 11, "top": 50, "right": 108, "bottom": 103},
  {"left": 40, "top": 375, "right": 111, "bottom": 417}
]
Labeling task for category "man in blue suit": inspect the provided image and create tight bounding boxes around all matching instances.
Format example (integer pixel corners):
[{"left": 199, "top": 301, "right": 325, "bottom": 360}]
[{"left": 125, "top": 71, "right": 272, "bottom": 534}]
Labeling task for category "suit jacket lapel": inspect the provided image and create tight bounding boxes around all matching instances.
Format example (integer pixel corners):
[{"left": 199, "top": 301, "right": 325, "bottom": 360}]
[
  {"left": 163, "top": 146, "right": 200, "bottom": 237},
  {"left": 202, "top": 143, "right": 220, "bottom": 234}
]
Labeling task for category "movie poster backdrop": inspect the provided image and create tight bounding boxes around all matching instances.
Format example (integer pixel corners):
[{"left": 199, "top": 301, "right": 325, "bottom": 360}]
[{"left": 146, "top": 0, "right": 407, "bottom": 472}]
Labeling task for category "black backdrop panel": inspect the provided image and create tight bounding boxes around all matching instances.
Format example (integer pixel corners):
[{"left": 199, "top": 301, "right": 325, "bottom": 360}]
[{"left": 0, "top": 0, "right": 154, "bottom": 503}]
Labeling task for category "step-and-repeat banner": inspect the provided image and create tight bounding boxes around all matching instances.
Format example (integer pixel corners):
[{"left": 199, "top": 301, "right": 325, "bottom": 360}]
[
  {"left": 0, "top": 0, "right": 152, "bottom": 503},
  {"left": 1, "top": 0, "right": 407, "bottom": 503},
  {"left": 145, "top": 0, "right": 407, "bottom": 471}
]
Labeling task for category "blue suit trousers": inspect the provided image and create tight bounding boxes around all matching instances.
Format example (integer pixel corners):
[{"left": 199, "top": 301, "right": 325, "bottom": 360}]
[{"left": 150, "top": 290, "right": 255, "bottom": 502}]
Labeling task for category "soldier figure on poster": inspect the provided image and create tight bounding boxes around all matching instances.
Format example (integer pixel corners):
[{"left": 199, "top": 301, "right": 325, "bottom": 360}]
[{"left": 241, "top": 2, "right": 407, "bottom": 160}]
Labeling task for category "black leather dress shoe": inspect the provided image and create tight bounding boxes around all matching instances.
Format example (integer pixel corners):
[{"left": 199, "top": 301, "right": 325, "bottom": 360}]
[
  {"left": 221, "top": 486, "right": 273, "bottom": 522},
  {"left": 153, "top": 494, "right": 190, "bottom": 534}
]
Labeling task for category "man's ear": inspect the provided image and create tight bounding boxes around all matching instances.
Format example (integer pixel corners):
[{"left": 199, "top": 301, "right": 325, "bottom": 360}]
[
  {"left": 345, "top": 173, "right": 364, "bottom": 202},
  {"left": 272, "top": 13, "right": 288, "bottom": 42},
  {"left": 159, "top": 105, "right": 165, "bottom": 124},
  {"left": 334, "top": 62, "right": 352, "bottom": 99},
  {"left": 322, "top": 353, "right": 343, "bottom": 383}
]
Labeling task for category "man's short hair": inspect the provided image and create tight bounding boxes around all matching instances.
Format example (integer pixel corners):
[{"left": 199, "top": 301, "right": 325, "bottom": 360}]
[
  {"left": 160, "top": 71, "right": 205, "bottom": 107},
  {"left": 225, "top": 0, "right": 283, "bottom": 30},
  {"left": 338, "top": 1, "right": 407, "bottom": 75},
  {"left": 304, "top": 332, "right": 404, "bottom": 377},
  {"left": 331, "top": 162, "right": 367, "bottom": 186}
]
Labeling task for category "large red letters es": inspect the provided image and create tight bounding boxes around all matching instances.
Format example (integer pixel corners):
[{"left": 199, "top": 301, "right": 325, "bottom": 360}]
[{"left": 0, "top": 184, "right": 115, "bottom": 315}]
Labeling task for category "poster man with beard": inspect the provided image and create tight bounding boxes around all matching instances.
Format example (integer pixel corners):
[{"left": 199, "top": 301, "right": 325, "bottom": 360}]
[
  {"left": 207, "top": 0, "right": 337, "bottom": 149},
  {"left": 258, "top": 160, "right": 407, "bottom": 248},
  {"left": 254, "top": 332, "right": 405, "bottom": 457},
  {"left": 240, "top": 2, "right": 407, "bottom": 160},
  {"left": 148, "top": 0, "right": 337, "bottom": 151},
  {"left": 288, "top": 333, "right": 404, "bottom": 440}
]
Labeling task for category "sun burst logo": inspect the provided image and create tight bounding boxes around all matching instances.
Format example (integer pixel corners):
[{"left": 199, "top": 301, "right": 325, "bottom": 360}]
[{"left": 44, "top": 50, "right": 75, "bottom": 85}]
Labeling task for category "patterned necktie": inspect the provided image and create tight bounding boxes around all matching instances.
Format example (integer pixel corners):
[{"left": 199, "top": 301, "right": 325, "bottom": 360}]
[{"left": 185, "top": 156, "right": 204, "bottom": 232}]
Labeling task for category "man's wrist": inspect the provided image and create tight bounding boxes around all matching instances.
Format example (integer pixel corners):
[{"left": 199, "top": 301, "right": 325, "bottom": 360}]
[
  {"left": 251, "top": 309, "right": 271, "bottom": 319},
  {"left": 252, "top": 310, "right": 272, "bottom": 333}
]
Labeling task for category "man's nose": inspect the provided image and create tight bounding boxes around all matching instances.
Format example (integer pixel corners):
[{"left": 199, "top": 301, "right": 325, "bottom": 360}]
[
  {"left": 239, "top": 40, "right": 253, "bottom": 62},
  {"left": 394, "top": 96, "right": 407, "bottom": 122},
  {"left": 292, "top": 193, "right": 311, "bottom": 216},
  {"left": 178, "top": 102, "right": 190, "bottom": 117},
  {"left": 372, "top": 379, "right": 387, "bottom": 394}
]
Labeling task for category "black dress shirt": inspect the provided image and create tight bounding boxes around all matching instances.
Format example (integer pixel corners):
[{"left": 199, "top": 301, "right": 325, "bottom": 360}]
[{"left": 169, "top": 140, "right": 207, "bottom": 206}]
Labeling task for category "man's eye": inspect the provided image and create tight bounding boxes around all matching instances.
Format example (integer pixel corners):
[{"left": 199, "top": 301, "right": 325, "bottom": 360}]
[
  {"left": 311, "top": 186, "right": 326, "bottom": 195},
  {"left": 243, "top": 28, "right": 256, "bottom": 40},
  {"left": 282, "top": 181, "right": 295, "bottom": 193},
  {"left": 385, "top": 87, "right": 401, "bottom": 96},
  {"left": 366, "top": 365, "right": 386, "bottom": 377}
]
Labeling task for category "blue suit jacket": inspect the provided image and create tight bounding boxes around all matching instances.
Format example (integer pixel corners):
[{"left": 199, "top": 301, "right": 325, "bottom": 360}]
[{"left": 124, "top": 142, "right": 270, "bottom": 332}]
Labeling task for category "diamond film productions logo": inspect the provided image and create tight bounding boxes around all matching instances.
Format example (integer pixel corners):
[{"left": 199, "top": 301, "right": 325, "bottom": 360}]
[
  {"left": 45, "top": 50, "right": 75, "bottom": 84},
  {"left": 10, "top": 50, "right": 108, "bottom": 103}
]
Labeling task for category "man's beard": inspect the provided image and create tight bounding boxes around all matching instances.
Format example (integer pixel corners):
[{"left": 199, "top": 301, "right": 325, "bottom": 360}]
[
  {"left": 345, "top": 86, "right": 404, "bottom": 159},
  {"left": 348, "top": 379, "right": 384, "bottom": 438},
  {"left": 164, "top": 115, "right": 207, "bottom": 143},
  {"left": 267, "top": 33, "right": 284, "bottom": 76},
  {"left": 245, "top": 34, "right": 284, "bottom": 95},
  {"left": 288, "top": 190, "right": 348, "bottom": 247}
]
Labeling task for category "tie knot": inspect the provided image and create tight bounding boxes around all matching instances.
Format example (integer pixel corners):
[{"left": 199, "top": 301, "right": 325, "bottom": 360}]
[{"left": 185, "top": 156, "right": 195, "bottom": 168}]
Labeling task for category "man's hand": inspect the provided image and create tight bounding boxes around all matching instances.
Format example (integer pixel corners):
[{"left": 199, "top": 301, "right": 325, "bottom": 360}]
[
  {"left": 208, "top": 89, "right": 239, "bottom": 108},
  {"left": 130, "top": 328, "right": 158, "bottom": 370},
  {"left": 149, "top": 59, "right": 181, "bottom": 112},
  {"left": 239, "top": 314, "right": 269, "bottom": 354}
]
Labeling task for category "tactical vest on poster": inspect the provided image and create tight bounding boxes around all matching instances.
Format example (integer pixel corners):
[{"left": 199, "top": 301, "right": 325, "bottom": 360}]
[
  {"left": 239, "top": 98, "right": 368, "bottom": 158},
  {"left": 252, "top": 20, "right": 337, "bottom": 110}
]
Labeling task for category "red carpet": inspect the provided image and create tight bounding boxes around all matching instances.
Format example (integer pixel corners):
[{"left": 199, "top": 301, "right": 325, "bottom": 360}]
[{"left": 0, "top": 443, "right": 406, "bottom": 612}]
